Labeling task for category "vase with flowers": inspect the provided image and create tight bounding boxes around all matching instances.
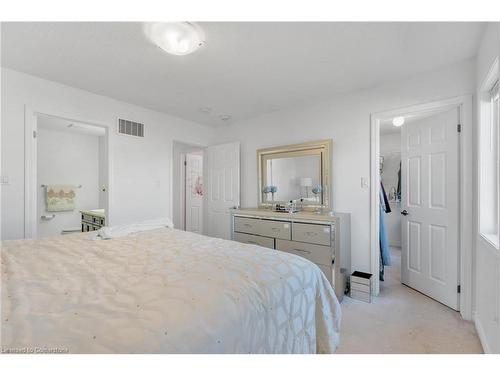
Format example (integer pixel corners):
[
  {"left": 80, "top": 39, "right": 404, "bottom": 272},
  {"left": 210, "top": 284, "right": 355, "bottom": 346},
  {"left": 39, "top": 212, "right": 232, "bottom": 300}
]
[{"left": 270, "top": 186, "right": 277, "bottom": 201}]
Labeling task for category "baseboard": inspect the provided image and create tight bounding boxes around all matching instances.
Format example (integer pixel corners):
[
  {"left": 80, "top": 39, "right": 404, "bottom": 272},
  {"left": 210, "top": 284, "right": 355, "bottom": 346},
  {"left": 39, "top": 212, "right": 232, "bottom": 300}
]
[{"left": 473, "top": 311, "right": 492, "bottom": 354}]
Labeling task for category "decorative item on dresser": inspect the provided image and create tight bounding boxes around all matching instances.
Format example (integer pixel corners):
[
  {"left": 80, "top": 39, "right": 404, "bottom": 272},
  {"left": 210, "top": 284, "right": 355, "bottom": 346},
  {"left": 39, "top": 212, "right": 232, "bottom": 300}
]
[
  {"left": 230, "top": 208, "right": 351, "bottom": 301},
  {"left": 81, "top": 209, "right": 106, "bottom": 232}
]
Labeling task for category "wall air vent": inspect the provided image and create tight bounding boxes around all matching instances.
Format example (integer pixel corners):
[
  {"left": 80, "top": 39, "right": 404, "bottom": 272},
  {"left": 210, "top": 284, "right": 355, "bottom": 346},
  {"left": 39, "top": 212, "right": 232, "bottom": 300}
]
[{"left": 118, "top": 118, "right": 144, "bottom": 137}]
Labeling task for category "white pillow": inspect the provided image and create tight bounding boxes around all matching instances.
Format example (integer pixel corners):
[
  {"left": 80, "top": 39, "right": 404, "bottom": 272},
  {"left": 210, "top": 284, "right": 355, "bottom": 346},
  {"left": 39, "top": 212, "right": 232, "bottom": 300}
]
[{"left": 94, "top": 218, "right": 174, "bottom": 240}]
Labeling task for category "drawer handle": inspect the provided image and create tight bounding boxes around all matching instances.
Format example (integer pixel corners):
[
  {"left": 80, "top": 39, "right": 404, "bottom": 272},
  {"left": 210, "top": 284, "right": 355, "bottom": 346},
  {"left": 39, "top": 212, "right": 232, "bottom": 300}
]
[
  {"left": 247, "top": 241, "right": 258, "bottom": 245},
  {"left": 305, "top": 231, "right": 318, "bottom": 236},
  {"left": 292, "top": 248, "right": 311, "bottom": 254},
  {"left": 271, "top": 227, "right": 281, "bottom": 231},
  {"left": 243, "top": 223, "right": 253, "bottom": 227}
]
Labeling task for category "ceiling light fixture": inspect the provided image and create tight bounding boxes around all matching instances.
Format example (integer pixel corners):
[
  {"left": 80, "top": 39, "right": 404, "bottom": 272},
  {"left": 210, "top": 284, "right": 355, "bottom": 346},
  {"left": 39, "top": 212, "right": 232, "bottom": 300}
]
[
  {"left": 144, "top": 22, "right": 205, "bottom": 56},
  {"left": 199, "top": 107, "right": 212, "bottom": 114},
  {"left": 220, "top": 115, "right": 231, "bottom": 122},
  {"left": 392, "top": 116, "right": 405, "bottom": 127}
]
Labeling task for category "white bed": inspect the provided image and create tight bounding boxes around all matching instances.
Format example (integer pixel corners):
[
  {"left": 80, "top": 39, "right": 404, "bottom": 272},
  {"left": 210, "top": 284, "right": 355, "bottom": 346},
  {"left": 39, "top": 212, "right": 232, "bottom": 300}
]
[{"left": 1, "top": 227, "right": 341, "bottom": 353}]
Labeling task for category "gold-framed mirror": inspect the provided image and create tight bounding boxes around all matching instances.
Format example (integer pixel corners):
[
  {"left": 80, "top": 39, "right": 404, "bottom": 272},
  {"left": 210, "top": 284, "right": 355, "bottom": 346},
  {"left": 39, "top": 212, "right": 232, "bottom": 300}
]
[{"left": 257, "top": 139, "right": 331, "bottom": 210}]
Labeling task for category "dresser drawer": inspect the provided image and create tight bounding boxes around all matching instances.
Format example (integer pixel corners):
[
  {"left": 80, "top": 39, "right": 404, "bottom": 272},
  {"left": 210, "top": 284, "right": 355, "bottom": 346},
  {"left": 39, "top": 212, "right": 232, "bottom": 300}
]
[
  {"left": 234, "top": 232, "right": 275, "bottom": 249},
  {"left": 292, "top": 222, "right": 331, "bottom": 246},
  {"left": 259, "top": 219, "right": 291, "bottom": 240},
  {"left": 276, "top": 239, "right": 332, "bottom": 267},
  {"left": 82, "top": 222, "right": 93, "bottom": 232},
  {"left": 81, "top": 213, "right": 94, "bottom": 223},
  {"left": 234, "top": 216, "right": 291, "bottom": 240},
  {"left": 234, "top": 216, "right": 261, "bottom": 235}
]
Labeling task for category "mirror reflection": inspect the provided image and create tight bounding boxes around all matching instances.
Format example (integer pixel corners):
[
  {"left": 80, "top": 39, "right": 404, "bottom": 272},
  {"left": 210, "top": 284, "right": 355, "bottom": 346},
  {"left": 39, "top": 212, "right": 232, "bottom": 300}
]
[
  {"left": 258, "top": 139, "right": 331, "bottom": 210},
  {"left": 264, "top": 155, "right": 322, "bottom": 203}
]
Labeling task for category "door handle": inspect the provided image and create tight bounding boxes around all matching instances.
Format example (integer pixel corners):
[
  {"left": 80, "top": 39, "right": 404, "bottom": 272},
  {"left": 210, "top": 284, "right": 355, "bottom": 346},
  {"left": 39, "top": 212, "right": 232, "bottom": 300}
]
[{"left": 401, "top": 210, "right": 409, "bottom": 216}]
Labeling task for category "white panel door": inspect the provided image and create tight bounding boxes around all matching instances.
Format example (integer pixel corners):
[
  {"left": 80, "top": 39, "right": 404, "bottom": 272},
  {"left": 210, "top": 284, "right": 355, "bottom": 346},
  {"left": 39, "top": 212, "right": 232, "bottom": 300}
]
[
  {"left": 206, "top": 142, "right": 240, "bottom": 239},
  {"left": 185, "top": 152, "right": 203, "bottom": 234},
  {"left": 401, "top": 108, "right": 459, "bottom": 310}
]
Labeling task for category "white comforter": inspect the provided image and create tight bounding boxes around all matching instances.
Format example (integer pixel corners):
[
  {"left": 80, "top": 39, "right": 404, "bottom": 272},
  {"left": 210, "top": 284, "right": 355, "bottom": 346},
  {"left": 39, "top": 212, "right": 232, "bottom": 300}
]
[{"left": 1, "top": 228, "right": 341, "bottom": 353}]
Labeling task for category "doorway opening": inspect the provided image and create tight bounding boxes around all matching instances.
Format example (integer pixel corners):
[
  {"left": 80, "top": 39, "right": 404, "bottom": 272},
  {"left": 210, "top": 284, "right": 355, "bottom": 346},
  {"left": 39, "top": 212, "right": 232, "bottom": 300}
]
[
  {"left": 172, "top": 141, "right": 205, "bottom": 233},
  {"left": 371, "top": 96, "right": 473, "bottom": 320},
  {"left": 379, "top": 122, "right": 402, "bottom": 284},
  {"left": 34, "top": 114, "right": 108, "bottom": 238}
]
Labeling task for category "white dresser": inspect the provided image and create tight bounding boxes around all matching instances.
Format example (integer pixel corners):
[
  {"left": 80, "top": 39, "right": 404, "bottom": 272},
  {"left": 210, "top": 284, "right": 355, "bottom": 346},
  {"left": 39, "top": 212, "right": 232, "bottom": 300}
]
[
  {"left": 80, "top": 209, "right": 106, "bottom": 232},
  {"left": 230, "top": 208, "right": 350, "bottom": 301}
]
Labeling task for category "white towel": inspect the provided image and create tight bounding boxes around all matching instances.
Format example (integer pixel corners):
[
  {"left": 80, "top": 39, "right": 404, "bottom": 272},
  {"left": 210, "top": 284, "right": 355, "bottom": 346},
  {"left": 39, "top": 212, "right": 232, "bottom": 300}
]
[
  {"left": 92, "top": 218, "right": 174, "bottom": 240},
  {"left": 46, "top": 185, "right": 76, "bottom": 212}
]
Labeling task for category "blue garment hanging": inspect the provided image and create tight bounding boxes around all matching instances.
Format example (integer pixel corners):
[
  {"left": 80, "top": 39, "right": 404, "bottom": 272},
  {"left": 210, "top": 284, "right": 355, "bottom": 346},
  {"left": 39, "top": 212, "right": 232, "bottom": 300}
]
[
  {"left": 379, "top": 185, "right": 391, "bottom": 271},
  {"left": 379, "top": 202, "right": 391, "bottom": 266}
]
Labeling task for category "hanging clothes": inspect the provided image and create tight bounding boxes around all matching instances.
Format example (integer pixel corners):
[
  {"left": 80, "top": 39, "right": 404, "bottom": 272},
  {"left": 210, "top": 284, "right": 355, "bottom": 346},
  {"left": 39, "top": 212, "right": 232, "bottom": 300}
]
[
  {"left": 396, "top": 162, "right": 401, "bottom": 202},
  {"left": 379, "top": 182, "right": 391, "bottom": 281},
  {"left": 380, "top": 182, "right": 391, "bottom": 213}
]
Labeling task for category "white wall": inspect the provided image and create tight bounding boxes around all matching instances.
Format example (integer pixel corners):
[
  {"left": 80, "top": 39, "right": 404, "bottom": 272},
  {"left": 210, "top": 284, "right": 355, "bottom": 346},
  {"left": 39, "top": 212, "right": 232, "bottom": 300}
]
[
  {"left": 380, "top": 132, "right": 401, "bottom": 154},
  {"left": 380, "top": 132, "right": 402, "bottom": 247},
  {"left": 1, "top": 68, "right": 216, "bottom": 240},
  {"left": 215, "top": 59, "right": 476, "bottom": 274},
  {"left": 37, "top": 127, "right": 101, "bottom": 237},
  {"left": 474, "top": 22, "right": 500, "bottom": 354}
]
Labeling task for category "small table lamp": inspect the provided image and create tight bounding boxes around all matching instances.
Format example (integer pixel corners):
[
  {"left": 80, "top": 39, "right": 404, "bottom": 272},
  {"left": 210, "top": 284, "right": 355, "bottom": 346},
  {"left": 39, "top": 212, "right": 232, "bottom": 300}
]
[{"left": 300, "top": 177, "right": 313, "bottom": 198}]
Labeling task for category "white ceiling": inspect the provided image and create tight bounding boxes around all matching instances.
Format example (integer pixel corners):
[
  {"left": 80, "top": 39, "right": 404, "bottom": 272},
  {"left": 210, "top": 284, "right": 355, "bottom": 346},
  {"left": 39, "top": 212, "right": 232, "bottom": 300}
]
[{"left": 1, "top": 22, "right": 485, "bottom": 127}]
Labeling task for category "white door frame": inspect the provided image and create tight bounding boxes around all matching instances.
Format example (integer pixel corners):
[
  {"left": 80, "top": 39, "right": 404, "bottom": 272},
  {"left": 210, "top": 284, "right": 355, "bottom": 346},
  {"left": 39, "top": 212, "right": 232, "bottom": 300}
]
[
  {"left": 24, "top": 105, "right": 113, "bottom": 239},
  {"left": 370, "top": 95, "right": 473, "bottom": 320}
]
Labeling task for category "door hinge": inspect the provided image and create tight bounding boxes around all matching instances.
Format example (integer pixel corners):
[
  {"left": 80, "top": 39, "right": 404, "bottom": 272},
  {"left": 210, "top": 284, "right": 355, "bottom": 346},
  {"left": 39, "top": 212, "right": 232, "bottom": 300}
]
[
  {"left": 457, "top": 124, "right": 462, "bottom": 133},
  {"left": 184, "top": 160, "right": 187, "bottom": 166},
  {"left": 457, "top": 285, "right": 461, "bottom": 294},
  {"left": 33, "top": 130, "right": 37, "bottom": 138}
]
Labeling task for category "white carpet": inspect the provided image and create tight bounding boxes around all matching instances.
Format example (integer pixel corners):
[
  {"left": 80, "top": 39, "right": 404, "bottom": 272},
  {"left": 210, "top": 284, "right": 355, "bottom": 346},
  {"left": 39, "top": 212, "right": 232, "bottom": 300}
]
[{"left": 336, "top": 247, "right": 483, "bottom": 353}]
